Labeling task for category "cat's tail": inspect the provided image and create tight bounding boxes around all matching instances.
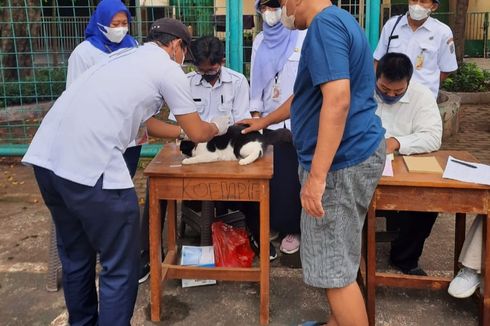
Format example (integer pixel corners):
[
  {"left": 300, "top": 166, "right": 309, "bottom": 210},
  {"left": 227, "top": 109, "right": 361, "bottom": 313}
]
[{"left": 264, "top": 128, "right": 293, "bottom": 146}]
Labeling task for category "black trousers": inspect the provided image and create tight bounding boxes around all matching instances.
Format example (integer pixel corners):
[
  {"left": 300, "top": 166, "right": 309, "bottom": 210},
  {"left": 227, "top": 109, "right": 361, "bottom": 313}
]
[
  {"left": 380, "top": 210, "right": 438, "bottom": 270},
  {"left": 245, "top": 133, "right": 302, "bottom": 239},
  {"left": 122, "top": 145, "right": 142, "bottom": 178},
  {"left": 34, "top": 166, "right": 140, "bottom": 325}
]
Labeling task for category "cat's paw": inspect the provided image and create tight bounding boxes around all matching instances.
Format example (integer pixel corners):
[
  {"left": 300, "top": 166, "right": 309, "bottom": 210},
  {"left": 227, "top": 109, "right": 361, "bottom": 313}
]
[
  {"left": 182, "top": 158, "right": 195, "bottom": 165},
  {"left": 238, "top": 159, "right": 251, "bottom": 165}
]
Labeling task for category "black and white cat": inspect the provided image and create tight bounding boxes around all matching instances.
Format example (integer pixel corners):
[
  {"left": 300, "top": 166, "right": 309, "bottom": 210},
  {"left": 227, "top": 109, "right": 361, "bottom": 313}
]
[{"left": 180, "top": 125, "right": 291, "bottom": 165}]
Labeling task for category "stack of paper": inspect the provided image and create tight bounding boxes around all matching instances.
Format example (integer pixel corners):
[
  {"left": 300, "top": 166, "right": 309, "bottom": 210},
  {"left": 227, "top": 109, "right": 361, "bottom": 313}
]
[
  {"left": 443, "top": 156, "right": 490, "bottom": 186},
  {"left": 382, "top": 153, "right": 394, "bottom": 177},
  {"left": 403, "top": 156, "right": 443, "bottom": 174},
  {"left": 181, "top": 245, "right": 216, "bottom": 288}
]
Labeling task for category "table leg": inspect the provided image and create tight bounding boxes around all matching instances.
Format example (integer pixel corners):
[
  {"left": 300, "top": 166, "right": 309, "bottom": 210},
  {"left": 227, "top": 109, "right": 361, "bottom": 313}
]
[
  {"left": 480, "top": 212, "right": 490, "bottom": 326},
  {"left": 167, "top": 200, "right": 177, "bottom": 251},
  {"left": 366, "top": 198, "right": 377, "bottom": 326},
  {"left": 454, "top": 213, "right": 466, "bottom": 276},
  {"left": 259, "top": 195, "right": 270, "bottom": 325},
  {"left": 149, "top": 181, "right": 163, "bottom": 321}
]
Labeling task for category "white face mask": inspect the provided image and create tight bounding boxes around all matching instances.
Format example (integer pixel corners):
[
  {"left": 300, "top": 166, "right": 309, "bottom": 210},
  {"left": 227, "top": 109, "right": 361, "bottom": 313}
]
[
  {"left": 98, "top": 24, "right": 128, "bottom": 43},
  {"left": 172, "top": 41, "right": 185, "bottom": 67},
  {"left": 262, "top": 9, "right": 282, "bottom": 27},
  {"left": 409, "top": 4, "right": 431, "bottom": 21},
  {"left": 280, "top": 0, "right": 296, "bottom": 30}
]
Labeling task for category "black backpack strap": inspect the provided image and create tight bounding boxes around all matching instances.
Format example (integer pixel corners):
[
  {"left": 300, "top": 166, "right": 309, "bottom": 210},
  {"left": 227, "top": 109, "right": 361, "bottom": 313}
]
[{"left": 386, "top": 14, "right": 405, "bottom": 53}]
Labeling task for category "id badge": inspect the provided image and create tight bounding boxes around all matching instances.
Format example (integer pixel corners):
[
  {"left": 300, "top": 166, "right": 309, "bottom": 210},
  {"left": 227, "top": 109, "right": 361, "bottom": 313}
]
[
  {"left": 135, "top": 124, "right": 149, "bottom": 145},
  {"left": 415, "top": 53, "right": 425, "bottom": 70},
  {"left": 271, "top": 83, "right": 281, "bottom": 102}
]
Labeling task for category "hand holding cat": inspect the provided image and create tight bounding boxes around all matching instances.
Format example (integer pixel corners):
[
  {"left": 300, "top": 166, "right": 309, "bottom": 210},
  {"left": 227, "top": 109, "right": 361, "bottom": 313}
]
[
  {"left": 211, "top": 115, "right": 232, "bottom": 136},
  {"left": 236, "top": 117, "right": 268, "bottom": 134},
  {"left": 300, "top": 174, "right": 326, "bottom": 218}
]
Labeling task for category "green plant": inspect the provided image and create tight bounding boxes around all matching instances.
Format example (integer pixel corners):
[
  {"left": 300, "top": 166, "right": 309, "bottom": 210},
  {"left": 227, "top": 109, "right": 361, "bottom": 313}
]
[
  {"left": 1, "top": 67, "right": 66, "bottom": 107},
  {"left": 442, "top": 62, "right": 490, "bottom": 92}
]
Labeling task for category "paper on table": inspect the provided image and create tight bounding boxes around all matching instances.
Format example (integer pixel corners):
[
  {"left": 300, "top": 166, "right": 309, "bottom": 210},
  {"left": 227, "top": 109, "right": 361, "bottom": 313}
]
[
  {"left": 442, "top": 156, "right": 490, "bottom": 186},
  {"left": 382, "top": 153, "right": 394, "bottom": 177},
  {"left": 403, "top": 156, "right": 443, "bottom": 174}
]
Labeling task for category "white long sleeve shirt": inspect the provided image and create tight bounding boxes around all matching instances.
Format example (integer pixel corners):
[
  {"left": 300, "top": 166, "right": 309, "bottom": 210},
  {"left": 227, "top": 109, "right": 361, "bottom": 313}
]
[{"left": 375, "top": 81, "right": 442, "bottom": 155}]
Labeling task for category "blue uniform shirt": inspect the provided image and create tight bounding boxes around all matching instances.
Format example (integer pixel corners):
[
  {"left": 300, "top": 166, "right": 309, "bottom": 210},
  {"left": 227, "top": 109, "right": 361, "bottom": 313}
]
[{"left": 291, "top": 5, "right": 384, "bottom": 171}]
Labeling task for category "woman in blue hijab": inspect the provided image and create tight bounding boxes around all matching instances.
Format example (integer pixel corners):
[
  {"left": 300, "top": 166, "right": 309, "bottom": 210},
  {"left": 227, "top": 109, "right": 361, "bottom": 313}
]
[
  {"left": 66, "top": 0, "right": 141, "bottom": 176},
  {"left": 66, "top": 0, "right": 137, "bottom": 87},
  {"left": 247, "top": 0, "right": 307, "bottom": 259}
]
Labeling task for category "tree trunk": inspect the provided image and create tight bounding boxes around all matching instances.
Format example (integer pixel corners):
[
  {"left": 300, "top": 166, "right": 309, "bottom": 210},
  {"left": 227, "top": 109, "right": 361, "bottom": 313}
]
[
  {"left": 453, "top": 0, "right": 469, "bottom": 66},
  {"left": 0, "top": 0, "right": 42, "bottom": 80}
]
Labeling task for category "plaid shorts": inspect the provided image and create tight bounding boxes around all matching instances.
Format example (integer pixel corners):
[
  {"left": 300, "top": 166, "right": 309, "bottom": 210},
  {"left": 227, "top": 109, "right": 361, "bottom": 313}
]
[{"left": 299, "top": 141, "right": 385, "bottom": 288}]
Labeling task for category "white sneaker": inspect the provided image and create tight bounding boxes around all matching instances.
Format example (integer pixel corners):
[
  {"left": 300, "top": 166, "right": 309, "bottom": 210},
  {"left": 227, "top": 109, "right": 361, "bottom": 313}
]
[
  {"left": 280, "top": 234, "right": 300, "bottom": 254},
  {"left": 448, "top": 267, "right": 480, "bottom": 298}
]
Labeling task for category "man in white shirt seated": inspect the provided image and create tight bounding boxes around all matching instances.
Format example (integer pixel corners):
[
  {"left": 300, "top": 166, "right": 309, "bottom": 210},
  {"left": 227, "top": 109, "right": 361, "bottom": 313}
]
[{"left": 375, "top": 52, "right": 442, "bottom": 276}]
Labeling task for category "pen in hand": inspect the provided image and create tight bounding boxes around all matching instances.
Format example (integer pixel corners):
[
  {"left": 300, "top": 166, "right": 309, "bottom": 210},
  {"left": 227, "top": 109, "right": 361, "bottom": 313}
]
[{"left": 450, "top": 159, "right": 477, "bottom": 169}]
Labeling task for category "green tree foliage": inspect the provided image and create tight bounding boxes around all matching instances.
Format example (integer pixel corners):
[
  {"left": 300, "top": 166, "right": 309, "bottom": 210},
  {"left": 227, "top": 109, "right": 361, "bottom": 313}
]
[
  {"left": 442, "top": 63, "right": 490, "bottom": 92},
  {"left": 1, "top": 68, "right": 66, "bottom": 106}
]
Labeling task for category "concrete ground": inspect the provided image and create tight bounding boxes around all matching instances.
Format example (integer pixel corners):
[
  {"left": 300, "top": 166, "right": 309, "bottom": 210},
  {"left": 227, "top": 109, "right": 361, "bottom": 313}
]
[{"left": 0, "top": 103, "right": 489, "bottom": 326}]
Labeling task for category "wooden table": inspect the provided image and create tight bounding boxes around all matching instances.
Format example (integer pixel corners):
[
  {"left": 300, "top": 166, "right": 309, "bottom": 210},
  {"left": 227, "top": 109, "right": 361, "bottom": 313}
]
[
  {"left": 144, "top": 143, "right": 273, "bottom": 325},
  {"left": 362, "top": 151, "right": 490, "bottom": 325}
]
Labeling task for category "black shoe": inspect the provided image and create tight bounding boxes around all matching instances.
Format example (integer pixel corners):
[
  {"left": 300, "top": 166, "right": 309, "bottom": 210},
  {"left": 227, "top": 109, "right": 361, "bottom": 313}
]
[
  {"left": 250, "top": 235, "right": 278, "bottom": 261},
  {"left": 138, "top": 263, "right": 150, "bottom": 284},
  {"left": 401, "top": 266, "right": 427, "bottom": 276},
  {"left": 390, "top": 261, "right": 427, "bottom": 276}
]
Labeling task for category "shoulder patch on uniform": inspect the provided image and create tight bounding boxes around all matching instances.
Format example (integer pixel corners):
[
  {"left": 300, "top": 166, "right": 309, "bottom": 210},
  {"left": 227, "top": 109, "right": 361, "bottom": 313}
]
[{"left": 449, "top": 43, "right": 455, "bottom": 54}]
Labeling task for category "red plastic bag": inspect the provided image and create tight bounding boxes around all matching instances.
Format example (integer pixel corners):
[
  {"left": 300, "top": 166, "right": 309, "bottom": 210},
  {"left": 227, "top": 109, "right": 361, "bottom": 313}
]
[{"left": 211, "top": 221, "right": 255, "bottom": 268}]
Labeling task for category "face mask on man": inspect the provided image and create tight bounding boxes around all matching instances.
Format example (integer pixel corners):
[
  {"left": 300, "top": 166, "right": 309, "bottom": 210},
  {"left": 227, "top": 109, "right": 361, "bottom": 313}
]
[
  {"left": 262, "top": 9, "right": 282, "bottom": 27},
  {"left": 280, "top": 0, "right": 296, "bottom": 30},
  {"left": 409, "top": 4, "right": 432, "bottom": 21},
  {"left": 98, "top": 24, "right": 128, "bottom": 43},
  {"left": 375, "top": 85, "right": 406, "bottom": 105},
  {"left": 171, "top": 40, "right": 185, "bottom": 67},
  {"left": 202, "top": 70, "right": 221, "bottom": 83}
]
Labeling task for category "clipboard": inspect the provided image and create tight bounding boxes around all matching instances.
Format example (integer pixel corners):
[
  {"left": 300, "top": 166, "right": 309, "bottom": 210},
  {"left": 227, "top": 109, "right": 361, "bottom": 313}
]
[{"left": 403, "top": 156, "right": 443, "bottom": 174}]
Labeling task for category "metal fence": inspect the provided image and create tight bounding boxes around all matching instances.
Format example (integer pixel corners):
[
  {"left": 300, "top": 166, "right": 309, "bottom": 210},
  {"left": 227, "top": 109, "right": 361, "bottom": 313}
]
[
  {"left": 0, "top": 1, "right": 232, "bottom": 145},
  {"left": 0, "top": 0, "right": 369, "bottom": 147},
  {"left": 464, "top": 12, "right": 490, "bottom": 57}
]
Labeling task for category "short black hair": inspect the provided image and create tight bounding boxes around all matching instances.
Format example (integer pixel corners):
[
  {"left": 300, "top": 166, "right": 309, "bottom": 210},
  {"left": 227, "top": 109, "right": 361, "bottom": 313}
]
[
  {"left": 146, "top": 31, "right": 180, "bottom": 47},
  {"left": 376, "top": 52, "right": 413, "bottom": 82},
  {"left": 191, "top": 36, "right": 224, "bottom": 66}
]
